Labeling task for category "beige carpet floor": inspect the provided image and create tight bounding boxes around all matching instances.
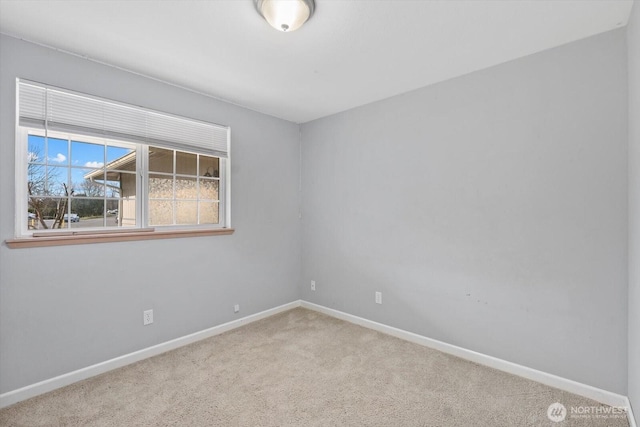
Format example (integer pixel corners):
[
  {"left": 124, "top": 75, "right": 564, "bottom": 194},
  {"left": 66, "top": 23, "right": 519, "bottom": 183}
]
[{"left": 0, "top": 308, "right": 630, "bottom": 426}]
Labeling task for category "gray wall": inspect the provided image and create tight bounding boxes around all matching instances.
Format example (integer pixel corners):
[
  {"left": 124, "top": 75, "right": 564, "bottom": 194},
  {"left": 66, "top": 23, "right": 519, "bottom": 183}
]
[
  {"left": 628, "top": 1, "right": 640, "bottom": 414},
  {"left": 1, "top": 23, "right": 634, "bottom": 400},
  {"left": 0, "top": 35, "right": 301, "bottom": 394},
  {"left": 300, "top": 29, "right": 628, "bottom": 394}
]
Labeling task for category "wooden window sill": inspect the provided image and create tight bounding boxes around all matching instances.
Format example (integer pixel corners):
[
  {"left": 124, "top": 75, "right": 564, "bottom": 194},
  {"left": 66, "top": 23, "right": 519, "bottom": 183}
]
[{"left": 5, "top": 228, "right": 235, "bottom": 249}]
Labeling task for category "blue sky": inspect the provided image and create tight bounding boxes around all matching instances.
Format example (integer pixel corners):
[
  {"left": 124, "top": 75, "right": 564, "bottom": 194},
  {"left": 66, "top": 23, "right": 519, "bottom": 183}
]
[{"left": 28, "top": 135, "right": 131, "bottom": 191}]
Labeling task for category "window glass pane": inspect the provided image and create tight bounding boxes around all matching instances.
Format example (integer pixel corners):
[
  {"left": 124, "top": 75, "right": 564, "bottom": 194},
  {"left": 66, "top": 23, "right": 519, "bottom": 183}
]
[
  {"left": 199, "top": 202, "right": 219, "bottom": 224},
  {"left": 118, "top": 173, "right": 137, "bottom": 227},
  {"left": 149, "top": 147, "right": 173, "bottom": 173},
  {"left": 28, "top": 197, "right": 67, "bottom": 230},
  {"left": 104, "top": 179, "right": 121, "bottom": 198},
  {"left": 27, "top": 208, "right": 41, "bottom": 230},
  {"left": 28, "top": 135, "right": 45, "bottom": 163},
  {"left": 176, "top": 151, "right": 196, "bottom": 175},
  {"left": 46, "top": 166, "right": 70, "bottom": 196},
  {"left": 27, "top": 162, "right": 49, "bottom": 196},
  {"left": 176, "top": 177, "right": 197, "bottom": 199},
  {"left": 115, "top": 196, "right": 137, "bottom": 228},
  {"left": 106, "top": 171, "right": 135, "bottom": 198},
  {"left": 106, "top": 200, "right": 119, "bottom": 217},
  {"left": 75, "top": 176, "right": 105, "bottom": 197},
  {"left": 73, "top": 169, "right": 98, "bottom": 195},
  {"left": 149, "top": 200, "right": 173, "bottom": 226},
  {"left": 199, "top": 155, "right": 219, "bottom": 178},
  {"left": 28, "top": 197, "right": 71, "bottom": 229},
  {"left": 107, "top": 146, "right": 135, "bottom": 171},
  {"left": 71, "top": 141, "right": 105, "bottom": 169},
  {"left": 200, "top": 179, "right": 219, "bottom": 200},
  {"left": 176, "top": 201, "right": 197, "bottom": 225},
  {"left": 149, "top": 174, "right": 173, "bottom": 199},
  {"left": 70, "top": 199, "right": 103, "bottom": 227},
  {"left": 47, "top": 138, "right": 68, "bottom": 165}
]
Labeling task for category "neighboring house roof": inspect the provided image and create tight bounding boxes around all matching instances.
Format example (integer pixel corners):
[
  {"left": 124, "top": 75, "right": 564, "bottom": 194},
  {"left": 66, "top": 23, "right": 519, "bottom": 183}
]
[{"left": 83, "top": 151, "right": 136, "bottom": 181}]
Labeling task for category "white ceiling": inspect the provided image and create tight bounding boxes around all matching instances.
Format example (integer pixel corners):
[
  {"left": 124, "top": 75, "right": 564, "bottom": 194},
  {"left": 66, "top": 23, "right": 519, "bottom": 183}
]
[{"left": 0, "top": 0, "right": 634, "bottom": 123}]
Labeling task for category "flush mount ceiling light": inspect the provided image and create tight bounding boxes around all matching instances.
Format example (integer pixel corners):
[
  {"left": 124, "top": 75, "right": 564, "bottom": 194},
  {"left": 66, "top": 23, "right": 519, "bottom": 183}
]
[{"left": 255, "top": 0, "right": 315, "bottom": 32}]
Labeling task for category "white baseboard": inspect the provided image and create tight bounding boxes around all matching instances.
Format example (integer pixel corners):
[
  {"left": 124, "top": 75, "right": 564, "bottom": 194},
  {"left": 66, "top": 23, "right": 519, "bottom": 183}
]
[
  {"left": 301, "top": 301, "right": 630, "bottom": 411},
  {"left": 0, "top": 300, "right": 302, "bottom": 409},
  {"left": 2, "top": 298, "right": 635, "bottom": 427}
]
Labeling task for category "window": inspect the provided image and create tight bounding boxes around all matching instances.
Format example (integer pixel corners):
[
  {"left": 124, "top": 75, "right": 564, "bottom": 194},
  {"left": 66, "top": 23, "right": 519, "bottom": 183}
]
[
  {"left": 147, "top": 147, "right": 221, "bottom": 226},
  {"left": 16, "top": 80, "right": 230, "bottom": 238},
  {"left": 26, "top": 132, "right": 138, "bottom": 231}
]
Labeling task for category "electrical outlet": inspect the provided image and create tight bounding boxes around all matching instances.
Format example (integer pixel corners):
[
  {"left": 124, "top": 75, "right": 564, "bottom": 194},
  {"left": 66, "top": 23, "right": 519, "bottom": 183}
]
[
  {"left": 234, "top": 304, "right": 240, "bottom": 313},
  {"left": 143, "top": 309, "right": 153, "bottom": 325},
  {"left": 311, "top": 280, "right": 316, "bottom": 291},
  {"left": 375, "top": 292, "right": 382, "bottom": 304}
]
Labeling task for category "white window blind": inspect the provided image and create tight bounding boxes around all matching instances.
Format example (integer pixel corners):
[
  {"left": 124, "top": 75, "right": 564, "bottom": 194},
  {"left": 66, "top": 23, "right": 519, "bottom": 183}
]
[{"left": 18, "top": 80, "right": 229, "bottom": 158}]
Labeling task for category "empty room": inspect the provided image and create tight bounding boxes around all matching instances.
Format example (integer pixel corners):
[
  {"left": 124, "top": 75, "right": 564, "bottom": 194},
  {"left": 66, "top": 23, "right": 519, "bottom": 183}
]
[{"left": 0, "top": 0, "right": 639, "bottom": 425}]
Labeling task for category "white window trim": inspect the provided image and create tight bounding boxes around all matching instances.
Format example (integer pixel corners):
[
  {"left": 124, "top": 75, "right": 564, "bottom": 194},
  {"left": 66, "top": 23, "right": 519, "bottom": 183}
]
[{"left": 14, "top": 80, "right": 232, "bottom": 239}]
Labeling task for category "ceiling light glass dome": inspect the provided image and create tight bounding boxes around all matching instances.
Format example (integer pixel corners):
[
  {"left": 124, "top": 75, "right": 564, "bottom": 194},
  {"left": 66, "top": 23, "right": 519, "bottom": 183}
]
[{"left": 255, "top": 0, "right": 315, "bottom": 32}]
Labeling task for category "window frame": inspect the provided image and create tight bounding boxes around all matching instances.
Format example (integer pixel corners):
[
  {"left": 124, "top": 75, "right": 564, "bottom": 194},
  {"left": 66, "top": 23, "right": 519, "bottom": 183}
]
[
  {"left": 143, "top": 145, "right": 227, "bottom": 229},
  {"left": 14, "top": 81, "right": 231, "bottom": 240},
  {"left": 17, "top": 128, "right": 144, "bottom": 237}
]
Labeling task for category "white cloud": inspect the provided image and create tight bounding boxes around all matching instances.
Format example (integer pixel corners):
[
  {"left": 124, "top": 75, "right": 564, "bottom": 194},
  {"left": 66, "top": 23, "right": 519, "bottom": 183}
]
[
  {"left": 27, "top": 151, "right": 39, "bottom": 162},
  {"left": 84, "top": 161, "right": 104, "bottom": 168},
  {"left": 50, "top": 153, "right": 66, "bottom": 163}
]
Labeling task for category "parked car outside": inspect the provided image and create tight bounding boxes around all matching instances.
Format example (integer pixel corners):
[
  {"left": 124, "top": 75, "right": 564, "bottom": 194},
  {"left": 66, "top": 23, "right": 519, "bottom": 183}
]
[{"left": 63, "top": 213, "right": 80, "bottom": 223}]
